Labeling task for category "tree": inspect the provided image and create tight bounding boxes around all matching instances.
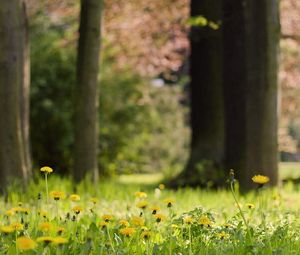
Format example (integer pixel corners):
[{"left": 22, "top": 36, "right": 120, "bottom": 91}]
[
  {"left": 0, "top": 0, "right": 29, "bottom": 188},
  {"left": 171, "top": 0, "right": 224, "bottom": 187},
  {"left": 223, "top": 0, "right": 280, "bottom": 189},
  {"left": 73, "top": 0, "right": 102, "bottom": 182}
]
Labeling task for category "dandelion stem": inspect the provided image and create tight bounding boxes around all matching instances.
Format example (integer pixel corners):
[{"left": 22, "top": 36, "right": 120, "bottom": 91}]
[
  {"left": 230, "top": 181, "right": 253, "bottom": 243},
  {"left": 45, "top": 173, "right": 49, "bottom": 205}
]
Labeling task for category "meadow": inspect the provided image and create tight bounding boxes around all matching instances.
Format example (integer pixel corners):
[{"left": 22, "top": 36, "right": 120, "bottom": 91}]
[{"left": 1, "top": 165, "right": 300, "bottom": 254}]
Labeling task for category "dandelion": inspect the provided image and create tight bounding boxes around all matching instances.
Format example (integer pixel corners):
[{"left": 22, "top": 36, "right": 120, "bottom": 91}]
[
  {"left": 246, "top": 203, "right": 255, "bottom": 209},
  {"left": 134, "top": 191, "right": 147, "bottom": 198},
  {"left": 154, "top": 214, "right": 166, "bottom": 223},
  {"left": 39, "top": 222, "right": 53, "bottom": 232},
  {"left": 102, "top": 214, "right": 113, "bottom": 222},
  {"left": 90, "top": 197, "right": 99, "bottom": 204},
  {"left": 98, "top": 221, "right": 108, "bottom": 229},
  {"left": 50, "top": 191, "right": 65, "bottom": 201},
  {"left": 252, "top": 175, "right": 269, "bottom": 185},
  {"left": 16, "top": 236, "right": 37, "bottom": 251},
  {"left": 119, "top": 219, "right": 129, "bottom": 227},
  {"left": 183, "top": 215, "right": 193, "bottom": 224},
  {"left": 199, "top": 216, "right": 212, "bottom": 227},
  {"left": 222, "top": 223, "right": 233, "bottom": 229},
  {"left": 37, "top": 210, "right": 48, "bottom": 218},
  {"left": 150, "top": 206, "right": 160, "bottom": 215},
  {"left": 57, "top": 227, "right": 65, "bottom": 235},
  {"left": 0, "top": 226, "right": 14, "bottom": 234},
  {"left": 136, "top": 200, "right": 148, "bottom": 210},
  {"left": 69, "top": 194, "right": 80, "bottom": 202},
  {"left": 5, "top": 209, "right": 15, "bottom": 216},
  {"left": 216, "top": 231, "right": 230, "bottom": 240},
  {"left": 72, "top": 206, "right": 83, "bottom": 214},
  {"left": 12, "top": 207, "right": 30, "bottom": 214},
  {"left": 163, "top": 198, "right": 175, "bottom": 208},
  {"left": 40, "top": 166, "right": 53, "bottom": 204},
  {"left": 10, "top": 222, "right": 24, "bottom": 231},
  {"left": 36, "top": 236, "right": 55, "bottom": 245},
  {"left": 141, "top": 230, "right": 152, "bottom": 239},
  {"left": 131, "top": 216, "right": 145, "bottom": 226},
  {"left": 119, "top": 227, "right": 135, "bottom": 237},
  {"left": 159, "top": 184, "right": 165, "bottom": 190},
  {"left": 52, "top": 237, "right": 68, "bottom": 245},
  {"left": 40, "top": 166, "right": 53, "bottom": 174}
]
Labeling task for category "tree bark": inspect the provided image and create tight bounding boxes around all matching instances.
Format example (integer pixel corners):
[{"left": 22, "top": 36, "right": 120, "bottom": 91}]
[
  {"left": 0, "top": 0, "right": 28, "bottom": 189},
  {"left": 20, "top": 0, "right": 31, "bottom": 174},
  {"left": 223, "top": 0, "right": 279, "bottom": 190},
  {"left": 171, "top": 0, "right": 224, "bottom": 187},
  {"left": 73, "top": 0, "right": 102, "bottom": 182}
]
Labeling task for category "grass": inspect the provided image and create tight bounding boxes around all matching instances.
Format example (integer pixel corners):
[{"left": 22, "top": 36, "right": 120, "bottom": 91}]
[{"left": 1, "top": 165, "right": 300, "bottom": 254}]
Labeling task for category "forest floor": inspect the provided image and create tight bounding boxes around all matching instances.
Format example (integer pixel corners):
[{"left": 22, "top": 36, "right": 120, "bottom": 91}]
[{"left": 1, "top": 162, "right": 300, "bottom": 254}]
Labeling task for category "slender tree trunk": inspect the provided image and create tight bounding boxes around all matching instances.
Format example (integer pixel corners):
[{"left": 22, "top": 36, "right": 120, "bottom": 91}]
[
  {"left": 223, "top": 0, "right": 279, "bottom": 190},
  {"left": 171, "top": 0, "right": 224, "bottom": 187},
  {"left": 20, "top": 0, "right": 31, "bottom": 174},
  {"left": 0, "top": 0, "right": 28, "bottom": 189},
  {"left": 73, "top": 0, "right": 102, "bottom": 182}
]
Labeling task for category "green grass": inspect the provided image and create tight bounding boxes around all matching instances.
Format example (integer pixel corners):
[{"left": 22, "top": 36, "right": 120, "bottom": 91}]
[{"left": 2, "top": 170, "right": 300, "bottom": 254}]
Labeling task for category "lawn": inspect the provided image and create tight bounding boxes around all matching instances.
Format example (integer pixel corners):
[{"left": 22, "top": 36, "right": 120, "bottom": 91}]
[{"left": 1, "top": 165, "right": 300, "bottom": 254}]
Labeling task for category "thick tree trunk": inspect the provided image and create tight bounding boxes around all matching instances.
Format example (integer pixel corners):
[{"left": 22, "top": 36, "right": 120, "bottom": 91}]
[
  {"left": 223, "top": 0, "right": 279, "bottom": 190},
  {"left": 73, "top": 0, "right": 102, "bottom": 182},
  {"left": 0, "top": 0, "right": 28, "bottom": 189},
  {"left": 171, "top": 0, "right": 224, "bottom": 187}
]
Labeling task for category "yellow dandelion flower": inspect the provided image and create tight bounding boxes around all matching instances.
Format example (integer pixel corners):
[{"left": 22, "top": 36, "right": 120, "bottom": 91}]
[
  {"left": 102, "top": 214, "right": 113, "bottom": 222},
  {"left": 150, "top": 206, "right": 160, "bottom": 215},
  {"left": 16, "top": 236, "right": 37, "bottom": 251},
  {"left": 119, "top": 227, "right": 135, "bottom": 237},
  {"left": 72, "top": 206, "right": 83, "bottom": 214},
  {"left": 252, "top": 175, "right": 269, "bottom": 185},
  {"left": 98, "top": 221, "right": 108, "bottom": 229},
  {"left": 183, "top": 215, "right": 193, "bottom": 224},
  {"left": 119, "top": 219, "right": 129, "bottom": 227},
  {"left": 12, "top": 207, "right": 30, "bottom": 214},
  {"left": 39, "top": 222, "right": 53, "bottom": 232},
  {"left": 69, "top": 194, "right": 80, "bottom": 202},
  {"left": 141, "top": 230, "right": 152, "bottom": 239},
  {"left": 163, "top": 198, "right": 175, "bottom": 207},
  {"left": 38, "top": 210, "right": 48, "bottom": 217},
  {"left": 246, "top": 203, "right": 255, "bottom": 209},
  {"left": 154, "top": 214, "right": 166, "bottom": 223},
  {"left": 131, "top": 216, "right": 145, "bottom": 226},
  {"left": 57, "top": 227, "right": 65, "bottom": 235},
  {"left": 0, "top": 226, "right": 14, "bottom": 234},
  {"left": 10, "top": 222, "right": 24, "bottom": 231},
  {"left": 134, "top": 191, "right": 147, "bottom": 198},
  {"left": 50, "top": 191, "right": 65, "bottom": 200},
  {"left": 36, "top": 236, "right": 55, "bottom": 244},
  {"left": 223, "top": 223, "right": 233, "bottom": 228},
  {"left": 136, "top": 200, "right": 148, "bottom": 210},
  {"left": 40, "top": 166, "right": 53, "bottom": 174},
  {"left": 90, "top": 197, "right": 99, "bottom": 204},
  {"left": 159, "top": 184, "right": 165, "bottom": 190},
  {"left": 216, "top": 231, "right": 230, "bottom": 239},
  {"left": 5, "top": 209, "right": 15, "bottom": 216},
  {"left": 199, "top": 216, "right": 212, "bottom": 227},
  {"left": 52, "top": 237, "right": 68, "bottom": 245}
]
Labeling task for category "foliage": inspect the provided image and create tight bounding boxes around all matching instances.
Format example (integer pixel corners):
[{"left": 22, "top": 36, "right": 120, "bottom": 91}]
[
  {"left": 2, "top": 172, "right": 300, "bottom": 254},
  {"left": 30, "top": 13, "right": 189, "bottom": 176}
]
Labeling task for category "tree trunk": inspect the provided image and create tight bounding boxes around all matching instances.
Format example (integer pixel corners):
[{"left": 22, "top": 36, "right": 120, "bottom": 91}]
[
  {"left": 223, "top": 0, "right": 279, "bottom": 190},
  {"left": 20, "top": 0, "right": 31, "bottom": 174},
  {"left": 171, "top": 0, "right": 224, "bottom": 187},
  {"left": 0, "top": 0, "right": 28, "bottom": 189},
  {"left": 73, "top": 0, "right": 102, "bottom": 182}
]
